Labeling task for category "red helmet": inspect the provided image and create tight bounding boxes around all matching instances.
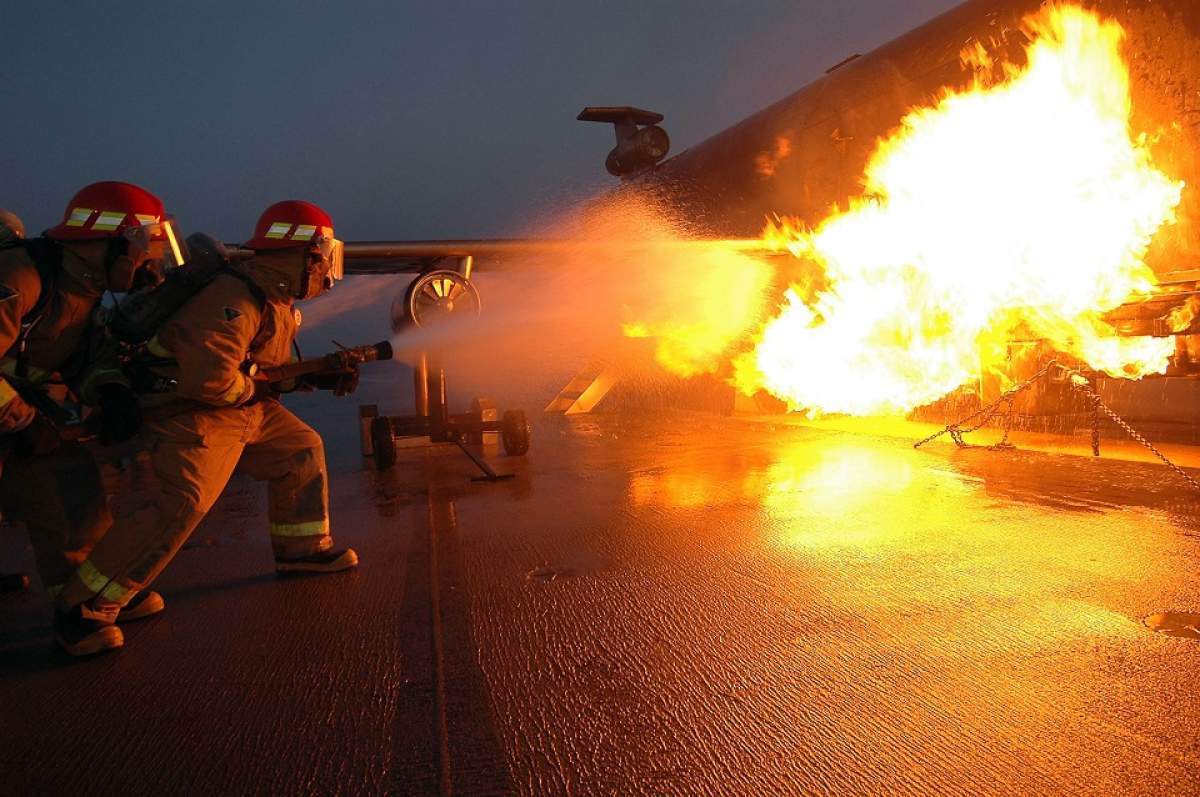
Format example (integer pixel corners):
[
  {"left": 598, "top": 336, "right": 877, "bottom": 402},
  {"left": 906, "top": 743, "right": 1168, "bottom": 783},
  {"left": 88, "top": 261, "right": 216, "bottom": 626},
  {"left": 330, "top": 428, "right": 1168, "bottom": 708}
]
[
  {"left": 245, "top": 200, "right": 336, "bottom": 250},
  {"left": 46, "top": 181, "right": 168, "bottom": 241}
]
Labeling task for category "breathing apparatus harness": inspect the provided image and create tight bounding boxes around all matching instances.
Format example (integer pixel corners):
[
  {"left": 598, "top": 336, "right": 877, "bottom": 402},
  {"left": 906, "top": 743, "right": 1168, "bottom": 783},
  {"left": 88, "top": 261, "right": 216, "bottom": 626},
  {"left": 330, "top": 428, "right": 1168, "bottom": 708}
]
[
  {"left": 0, "top": 237, "right": 64, "bottom": 380},
  {"left": 100, "top": 233, "right": 268, "bottom": 395},
  {"left": 0, "top": 237, "right": 96, "bottom": 427},
  {"left": 1, "top": 229, "right": 177, "bottom": 374}
]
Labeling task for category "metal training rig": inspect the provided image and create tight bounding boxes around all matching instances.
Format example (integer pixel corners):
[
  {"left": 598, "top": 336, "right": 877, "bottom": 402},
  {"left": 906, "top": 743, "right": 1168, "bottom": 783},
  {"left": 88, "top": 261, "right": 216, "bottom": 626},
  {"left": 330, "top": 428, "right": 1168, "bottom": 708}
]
[
  {"left": 365, "top": 257, "right": 530, "bottom": 482},
  {"left": 914, "top": 359, "right": 1200, "bottom": 495}
]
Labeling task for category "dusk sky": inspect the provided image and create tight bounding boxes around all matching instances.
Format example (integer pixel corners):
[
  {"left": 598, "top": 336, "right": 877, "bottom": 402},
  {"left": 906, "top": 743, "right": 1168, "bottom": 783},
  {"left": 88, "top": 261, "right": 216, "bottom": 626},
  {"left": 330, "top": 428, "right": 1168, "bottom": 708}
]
[{"left": 3, "top": 1, "right": 961, "bottom": 243}]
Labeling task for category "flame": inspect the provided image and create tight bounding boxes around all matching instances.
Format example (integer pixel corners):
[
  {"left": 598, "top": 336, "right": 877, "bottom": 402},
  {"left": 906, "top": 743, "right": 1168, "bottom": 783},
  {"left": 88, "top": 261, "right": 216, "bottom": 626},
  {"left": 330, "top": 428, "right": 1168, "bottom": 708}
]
[
  {"left": 620, "top": 243, "right": 772, "bottom": 378},
  {"left": 725, "top": 5, "right": 1183, "bottom": 415}
]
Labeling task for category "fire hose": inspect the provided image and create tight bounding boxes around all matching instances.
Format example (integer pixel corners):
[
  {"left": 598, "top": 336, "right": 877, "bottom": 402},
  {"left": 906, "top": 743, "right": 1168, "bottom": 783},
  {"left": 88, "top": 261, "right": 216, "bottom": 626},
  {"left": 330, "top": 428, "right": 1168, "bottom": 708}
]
[
  {"left": 255, "top": 340, "right": 393, "bottom": 384},
  {"left": 0, "top": 342, "right": 396, "bottom": 464},
  {"left": 127, "top": 340, "right": 395, "bottom": 427}
]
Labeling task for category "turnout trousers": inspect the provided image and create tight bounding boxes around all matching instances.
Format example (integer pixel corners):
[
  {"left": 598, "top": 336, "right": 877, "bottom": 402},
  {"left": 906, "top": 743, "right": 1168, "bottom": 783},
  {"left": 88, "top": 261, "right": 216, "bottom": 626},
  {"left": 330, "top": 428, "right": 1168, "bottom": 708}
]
[
  {"left": 60, "top": 399, "right": 331, "bottom": 614},
  {"left": 0, "top": 442, "right": 111, "bottom": 595}
]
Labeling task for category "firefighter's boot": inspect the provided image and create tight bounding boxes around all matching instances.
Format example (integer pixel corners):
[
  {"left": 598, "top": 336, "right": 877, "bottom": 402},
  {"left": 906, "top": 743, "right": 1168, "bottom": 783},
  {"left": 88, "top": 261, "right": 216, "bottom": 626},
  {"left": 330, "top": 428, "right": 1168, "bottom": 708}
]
[
  {"left": 116, "top": 590, "right": 165, "bottom": 622},
  {"left": 54, "top": 603, "right": 123, "bottom": 657},
  {"left": 275, "top": 547, "right": 358, "bottom": 574}
]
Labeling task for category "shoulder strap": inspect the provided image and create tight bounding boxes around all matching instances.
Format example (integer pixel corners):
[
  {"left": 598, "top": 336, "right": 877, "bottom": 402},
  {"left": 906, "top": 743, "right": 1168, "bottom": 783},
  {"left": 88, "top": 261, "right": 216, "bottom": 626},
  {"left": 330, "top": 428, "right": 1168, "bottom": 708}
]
[
  {"left": 11, "top": 238, "right": 62, "bottom": 323},
  {"left": 2, "top": 237, "right": 63, "bottom": 379},
  {"left": 219, "top": 265, "right": 268, "bottom": 312}
]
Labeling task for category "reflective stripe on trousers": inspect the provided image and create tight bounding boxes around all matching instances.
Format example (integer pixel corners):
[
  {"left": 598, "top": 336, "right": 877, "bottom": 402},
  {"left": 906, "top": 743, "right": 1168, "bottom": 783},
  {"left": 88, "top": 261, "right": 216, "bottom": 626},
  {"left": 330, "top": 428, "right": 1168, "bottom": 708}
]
[
  {"left": 74, "top": 559, "right": 135, "bottom": 604},
  {"left": 59, "top": 400, "right": 331, "bottom": 608}
]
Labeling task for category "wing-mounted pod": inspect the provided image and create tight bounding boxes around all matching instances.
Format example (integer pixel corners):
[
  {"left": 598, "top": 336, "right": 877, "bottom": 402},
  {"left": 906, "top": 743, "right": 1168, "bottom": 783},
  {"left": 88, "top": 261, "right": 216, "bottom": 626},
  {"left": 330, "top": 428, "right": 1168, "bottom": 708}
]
[{"left": 577, "top": 106, "right": 670, "bottom": 179}]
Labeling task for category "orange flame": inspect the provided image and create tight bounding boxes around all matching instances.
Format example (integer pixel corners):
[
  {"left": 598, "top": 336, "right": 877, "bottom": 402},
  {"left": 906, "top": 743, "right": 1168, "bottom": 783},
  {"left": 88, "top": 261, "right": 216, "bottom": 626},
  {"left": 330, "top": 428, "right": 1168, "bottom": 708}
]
[{"left": 729, "top": 4, "right": 1183, "bottom": 415}]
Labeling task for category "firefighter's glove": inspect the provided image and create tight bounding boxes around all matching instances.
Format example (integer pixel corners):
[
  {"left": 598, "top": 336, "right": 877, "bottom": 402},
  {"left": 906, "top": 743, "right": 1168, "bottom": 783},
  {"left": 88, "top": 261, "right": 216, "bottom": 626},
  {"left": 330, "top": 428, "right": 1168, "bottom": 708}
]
[
  {"left": 245, "top": 374, "right": 278, "bottom": 406},
  {"left": 301, "top": 367, "right": 359, "bottom": 397},
  {"left": 96, "top": 383, "right": 143, "bottom": 445},
  {"left": 14, "top": 414, "right": 61, "bottom": 458}
]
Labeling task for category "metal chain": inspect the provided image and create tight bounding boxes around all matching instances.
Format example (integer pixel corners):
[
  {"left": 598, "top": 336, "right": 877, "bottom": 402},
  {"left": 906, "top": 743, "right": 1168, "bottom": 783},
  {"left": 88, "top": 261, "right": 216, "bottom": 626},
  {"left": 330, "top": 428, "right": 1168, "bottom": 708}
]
[
  {"left": 914, "top": 359, "right": 1200, "bottom": 495},
  {"left": 991, "top": 394, "right": 1017, "bottom": 452},
  {"left": 1057, "top": 365, "right": 1200, "bottom": 494},
  {"left": 913, "top": 360, "right": 1060, "bottom": 450},
  {"left": 1089, "top": 388, "right": 1102, "bottom": 458}
]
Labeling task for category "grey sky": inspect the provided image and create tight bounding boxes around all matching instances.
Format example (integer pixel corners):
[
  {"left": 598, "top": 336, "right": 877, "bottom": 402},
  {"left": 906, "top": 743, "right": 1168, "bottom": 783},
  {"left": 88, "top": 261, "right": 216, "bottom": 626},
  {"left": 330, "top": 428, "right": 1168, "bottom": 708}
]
[{"left": 2, "top": 1, "right": 961, "bottom": 243}]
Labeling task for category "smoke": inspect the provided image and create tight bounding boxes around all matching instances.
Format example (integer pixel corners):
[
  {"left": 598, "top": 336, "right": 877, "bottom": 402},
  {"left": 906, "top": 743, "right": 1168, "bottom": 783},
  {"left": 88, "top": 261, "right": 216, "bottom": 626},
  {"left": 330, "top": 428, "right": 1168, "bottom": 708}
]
[
  {"left": 300, "top": 273, "right": 411, "bottom": 330},
  {"left": 294, "top": 192, "right": 776, "bottom": 414},
  {"left": 382, "top": 193, "right": 776, "bottom": 409}
]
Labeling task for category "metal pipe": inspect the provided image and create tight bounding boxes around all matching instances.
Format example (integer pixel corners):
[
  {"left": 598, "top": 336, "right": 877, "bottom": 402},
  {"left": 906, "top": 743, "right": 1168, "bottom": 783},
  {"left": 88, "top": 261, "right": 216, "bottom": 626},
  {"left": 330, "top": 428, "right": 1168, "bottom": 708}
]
[
  {"left": 226, "top": 238, "right": 772, "bottom": 273},
  {"left": 413, "top": 353, "right": 430, "bottom": 418},
  {"left": 429, "top": 358, "right": 449, "bottom": 441},
  {"left": 341, "top": 238, "right": 768, "bottom": 259}
]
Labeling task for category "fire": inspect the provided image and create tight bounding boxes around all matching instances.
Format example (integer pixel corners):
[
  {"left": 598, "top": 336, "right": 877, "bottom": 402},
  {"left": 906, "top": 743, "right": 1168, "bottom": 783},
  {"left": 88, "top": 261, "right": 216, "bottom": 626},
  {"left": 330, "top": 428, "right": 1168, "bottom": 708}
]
[
  {"left": 620, "top": 239, "right": 772, "bottom": 378},
  {"left": 728, "top": 4, "right": 1184, "bottom": 415}
]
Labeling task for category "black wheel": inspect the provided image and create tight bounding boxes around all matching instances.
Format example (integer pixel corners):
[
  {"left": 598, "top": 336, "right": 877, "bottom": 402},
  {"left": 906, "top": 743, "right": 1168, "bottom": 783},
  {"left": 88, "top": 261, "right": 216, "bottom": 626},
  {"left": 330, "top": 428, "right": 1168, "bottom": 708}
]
[
  {"left": 501, "top": 410, "right": 530, "bottom": 456},
  {"left": 391, "top": 269, "right": 481, "bottom": 332},
  {"left": 371, "top": 417, "right": 396, "bottom": 470}
]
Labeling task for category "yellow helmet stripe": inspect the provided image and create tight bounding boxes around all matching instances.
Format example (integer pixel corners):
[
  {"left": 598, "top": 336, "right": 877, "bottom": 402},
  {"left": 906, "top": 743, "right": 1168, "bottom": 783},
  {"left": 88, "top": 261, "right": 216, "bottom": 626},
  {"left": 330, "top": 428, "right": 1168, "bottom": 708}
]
[
  {"left": 265, "top": 222, "right": 292, "bottom": 239},
  {"left": 91, "top": 211, "right": 127, "bottom": 231},
  {"left": 66, "top": 207, "right": 94, "bottom": 227},
  {"left": 291, "top": 224, "right": 317, "bottom": 241}
]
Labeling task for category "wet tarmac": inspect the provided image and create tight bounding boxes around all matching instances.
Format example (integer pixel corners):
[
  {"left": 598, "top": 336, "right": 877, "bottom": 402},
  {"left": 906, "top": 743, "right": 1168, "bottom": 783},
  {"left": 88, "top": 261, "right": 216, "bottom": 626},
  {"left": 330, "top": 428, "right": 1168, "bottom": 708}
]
[{"left": 2, "top": 400, "right": 1200, "bottom": 795}]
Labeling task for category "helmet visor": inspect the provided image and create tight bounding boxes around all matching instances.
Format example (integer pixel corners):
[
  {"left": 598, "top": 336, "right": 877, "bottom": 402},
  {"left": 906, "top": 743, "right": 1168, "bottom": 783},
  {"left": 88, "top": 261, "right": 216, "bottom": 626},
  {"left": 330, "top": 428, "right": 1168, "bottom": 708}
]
[
  {"left": 160, "top": 219, "right": 187, "bottom": 268},
  {"left": 136, "top": 217, "right": 188, "bottom": 268},
  {"left": 315, "top": 236, "right": 344, "bottom": 282}
]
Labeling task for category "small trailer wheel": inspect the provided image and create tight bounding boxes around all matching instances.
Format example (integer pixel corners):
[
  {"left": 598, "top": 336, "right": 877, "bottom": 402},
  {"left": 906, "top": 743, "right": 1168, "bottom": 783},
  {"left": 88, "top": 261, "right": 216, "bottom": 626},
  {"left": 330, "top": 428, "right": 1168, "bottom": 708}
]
[
  {"left": 501, "top": 410, "right": 530, "bottom": 456},
  {"left": 371, "top": 417, "right": 397, "bottom": 470}
]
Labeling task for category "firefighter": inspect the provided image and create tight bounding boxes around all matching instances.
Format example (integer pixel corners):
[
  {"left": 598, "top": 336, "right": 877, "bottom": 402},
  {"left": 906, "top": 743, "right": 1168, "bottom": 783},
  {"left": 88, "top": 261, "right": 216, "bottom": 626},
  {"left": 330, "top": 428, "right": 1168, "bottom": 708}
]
[
  {"left": 0, "top": 208, "right": 25, "bottom": 246},
  {"left": 56, "top": 200, "right": 358, "bottom": 656},
  {"left": 0, "top": 183, "right": 181, "bottom": 632},
  {"left": 0, "top": 209, "right": 26, "bottom": 594}
]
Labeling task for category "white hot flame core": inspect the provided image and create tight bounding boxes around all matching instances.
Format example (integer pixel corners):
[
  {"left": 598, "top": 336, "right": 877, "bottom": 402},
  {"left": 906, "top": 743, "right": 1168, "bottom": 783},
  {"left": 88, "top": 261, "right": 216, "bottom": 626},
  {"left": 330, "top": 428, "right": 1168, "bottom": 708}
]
[{"left": 724, "top": 5, "right": 1185, "bottom": 415}]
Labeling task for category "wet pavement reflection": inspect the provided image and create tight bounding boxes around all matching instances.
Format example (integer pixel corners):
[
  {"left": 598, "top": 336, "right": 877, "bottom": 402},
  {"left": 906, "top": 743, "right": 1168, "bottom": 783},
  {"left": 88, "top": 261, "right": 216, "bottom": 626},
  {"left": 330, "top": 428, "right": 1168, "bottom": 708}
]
[
  {"left": 2, "top": 407, "right": 1198, "bottom": 794},
  {"left": 445, "top": 412, "right": 1200, "bottom": 794}
]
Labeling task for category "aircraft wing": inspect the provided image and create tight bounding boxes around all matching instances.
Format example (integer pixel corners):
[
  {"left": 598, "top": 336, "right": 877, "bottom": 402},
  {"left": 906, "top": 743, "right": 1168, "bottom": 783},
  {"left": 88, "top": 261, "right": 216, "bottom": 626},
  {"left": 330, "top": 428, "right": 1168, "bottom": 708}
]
[{"left": 228, "top": 238, "right": 771, "bottom": 274}]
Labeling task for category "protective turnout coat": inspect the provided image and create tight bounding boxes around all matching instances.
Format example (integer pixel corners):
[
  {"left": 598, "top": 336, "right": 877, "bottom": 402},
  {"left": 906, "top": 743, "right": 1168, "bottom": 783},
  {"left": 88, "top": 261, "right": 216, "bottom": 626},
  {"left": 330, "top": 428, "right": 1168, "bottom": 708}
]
[
  {"left": 145, "top": 260, "right": 299, "bottom": 406},
  {"left": 60, "top": 254, "right": 333, "bottom": 613},
  {"left": 0, "top": 243, "right": 113, "bottom": 592},
  {"left": 0, "top": 245, "right": 107, "bottom": 431}
]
